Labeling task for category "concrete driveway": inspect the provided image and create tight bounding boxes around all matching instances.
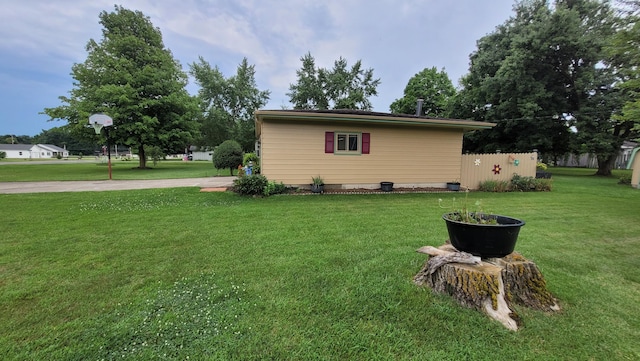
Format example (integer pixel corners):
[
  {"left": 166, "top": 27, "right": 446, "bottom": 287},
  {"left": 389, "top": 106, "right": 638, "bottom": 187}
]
[{"left": 0, "top": 177, "right": 236, "bottom": 194}]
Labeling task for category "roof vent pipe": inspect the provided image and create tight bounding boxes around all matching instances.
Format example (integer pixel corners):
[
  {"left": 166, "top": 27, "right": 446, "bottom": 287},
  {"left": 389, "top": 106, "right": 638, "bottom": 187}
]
[{"left": 416, "top": 98, "right": 424, "bottom": 116}]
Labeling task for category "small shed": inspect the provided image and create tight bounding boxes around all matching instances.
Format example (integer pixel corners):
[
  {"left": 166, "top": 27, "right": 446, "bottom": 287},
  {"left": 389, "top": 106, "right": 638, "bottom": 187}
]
[{"left": 254, "top": 109, "right": 495, "bottom": 189}]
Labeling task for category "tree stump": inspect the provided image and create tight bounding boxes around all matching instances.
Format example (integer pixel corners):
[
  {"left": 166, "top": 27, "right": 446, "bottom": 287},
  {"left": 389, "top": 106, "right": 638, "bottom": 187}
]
[{"left": 414, "top": 244, "right": 560, "bottom": 331}]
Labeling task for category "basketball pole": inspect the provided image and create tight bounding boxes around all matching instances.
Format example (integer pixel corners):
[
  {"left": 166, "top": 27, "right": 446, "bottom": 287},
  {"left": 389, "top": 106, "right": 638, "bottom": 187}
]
[
  {"left": 89, "top": 114, "right": 114, "bottom": 181},
  {"left": 105, "top": 127, "right": 112, "bottom": 180}
]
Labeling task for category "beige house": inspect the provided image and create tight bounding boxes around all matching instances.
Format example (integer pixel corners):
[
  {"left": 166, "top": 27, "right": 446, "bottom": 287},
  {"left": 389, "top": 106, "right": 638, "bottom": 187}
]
[{"left": 255, "top": 109, "right": 495, "bottom": 189}]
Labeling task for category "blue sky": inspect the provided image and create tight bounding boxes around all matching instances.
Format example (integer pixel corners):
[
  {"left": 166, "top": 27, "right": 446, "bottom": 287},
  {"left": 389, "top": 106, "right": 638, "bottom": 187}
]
[{"left": 0, "top": 0, "right": 516, "bottom": 136}]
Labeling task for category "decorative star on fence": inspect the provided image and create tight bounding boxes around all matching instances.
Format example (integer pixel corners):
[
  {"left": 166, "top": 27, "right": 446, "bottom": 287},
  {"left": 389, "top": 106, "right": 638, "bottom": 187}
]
[
  {"left": 493, "top": 164, "right": 502, "bottom": 174},
  {"left": 474, "top": 159, "right": 481, "bottom": 166}
]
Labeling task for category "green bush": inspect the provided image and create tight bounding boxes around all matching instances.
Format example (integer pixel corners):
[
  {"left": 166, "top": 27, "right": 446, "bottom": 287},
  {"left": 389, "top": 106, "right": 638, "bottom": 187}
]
[
  {"left": 146, "top": 145, "right": 165, "bottom": 166},
  {"left": 618, "top": 174, "right": 631, "bottom": 185},
  {"left": 511, "top": 174, "right": 552, "bottom": 192},
  {"left": 232, "top": 175, "right": 268, "bottom": 196},
  {"left": 0, "top": 151, "right": 7, "bottom": 160},
  {"left": 477, "top": 175, "right": 552, "bottom": 192},
  {"left": 233, "top": 175, "right": 288, "bottom": 197},
  {"left": 510, "top": 174, "right": 536, "bottom": 191},
  {"left": 478, "top": 179, "right": 510, "bottom": 192},
  {"left": 263, "top": 180, "right": 287, "bottom": 196},
  {"left": 213, "top": 140, "right": 243, "bottom": 175},
  {"left": 533, "top": 178, "right": 553, "bottom": 191}
]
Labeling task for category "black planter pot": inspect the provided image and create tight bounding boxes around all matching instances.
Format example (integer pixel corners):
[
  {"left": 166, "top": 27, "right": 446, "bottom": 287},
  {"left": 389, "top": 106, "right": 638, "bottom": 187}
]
[
  {"left": 380, "top": 181, "right": 394, "bottom": 192},
  {"left": 446, "top": 182, "right": 461, "bottom": 191},
  {"left": 536, "top": 171, "right": 552, "bottom": 179},
  {"left": 442, "top": 213, "right": 525, "bottom": 258},
  {"left": 310, "top": 184, "right": 324, "bottom": 193}
]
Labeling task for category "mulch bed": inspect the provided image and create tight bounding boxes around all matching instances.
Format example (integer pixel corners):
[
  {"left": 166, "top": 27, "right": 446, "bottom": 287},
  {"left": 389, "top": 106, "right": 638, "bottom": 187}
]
[
  {"left": 201, "top": 187, "right": 456, "bottom": 194},
  {"left": 293, "top": 187, "right": 453, "bottom": 195}
]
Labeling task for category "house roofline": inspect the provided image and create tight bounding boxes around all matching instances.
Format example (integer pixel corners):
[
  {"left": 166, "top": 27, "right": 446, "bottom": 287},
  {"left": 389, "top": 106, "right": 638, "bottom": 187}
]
[
  {"left": 36, "top": 144, "right": 67, "bottom": 152},
  {"left": 254, "top": 109, "right": 495, "bottom": 137}
]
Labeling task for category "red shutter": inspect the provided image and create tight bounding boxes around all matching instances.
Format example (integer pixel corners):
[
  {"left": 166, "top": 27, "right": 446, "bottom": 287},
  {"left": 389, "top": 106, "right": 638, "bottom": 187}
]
[
  {"left": 362, "top": 133, "right": 370, "bottom": 154},
  {"left": 325, "top": 132, "right": 334, "bottom": 153}
]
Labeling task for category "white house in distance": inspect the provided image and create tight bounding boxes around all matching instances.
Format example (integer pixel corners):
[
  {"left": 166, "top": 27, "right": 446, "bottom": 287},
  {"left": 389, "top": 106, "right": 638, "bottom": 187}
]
[{"left": 0, "top": 144, "right": 70, "bottom": 159}]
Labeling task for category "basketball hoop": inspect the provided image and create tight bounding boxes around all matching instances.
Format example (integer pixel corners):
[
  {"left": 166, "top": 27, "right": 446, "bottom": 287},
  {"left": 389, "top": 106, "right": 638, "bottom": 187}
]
[
  {"left": 89, "top": 113, "right": 114, "bottom": 180},
  {"left": 89, "top": 113, "right": 113, "bottom": 130},
  {"left": 92, "top": 121, "right": 104, "bottom": 135}
]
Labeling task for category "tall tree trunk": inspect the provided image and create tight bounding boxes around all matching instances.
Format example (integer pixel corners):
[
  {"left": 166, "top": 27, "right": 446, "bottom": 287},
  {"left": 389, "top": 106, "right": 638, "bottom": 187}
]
[
  {"left": 595, "top": 153, "right": 616, "bottom": 176},
  {"left": 138, "top": 145, "right": 147, "bottom": 169}
]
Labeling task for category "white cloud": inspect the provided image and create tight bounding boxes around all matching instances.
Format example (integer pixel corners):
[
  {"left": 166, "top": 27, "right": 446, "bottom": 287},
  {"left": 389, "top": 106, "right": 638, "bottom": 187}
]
[{"left": 0, "top": 0, "right": 516, "bottom": 135}]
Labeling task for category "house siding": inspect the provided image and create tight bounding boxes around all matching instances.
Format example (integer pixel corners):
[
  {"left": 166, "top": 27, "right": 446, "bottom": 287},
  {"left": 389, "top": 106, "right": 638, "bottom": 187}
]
[{"left": 260, "top": 119, "right": 463, "bottom": 188}]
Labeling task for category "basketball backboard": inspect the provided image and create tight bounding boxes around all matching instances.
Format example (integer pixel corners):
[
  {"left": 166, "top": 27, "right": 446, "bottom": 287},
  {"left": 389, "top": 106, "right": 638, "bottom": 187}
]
[
  {"left": 89, "top": 114, "right": 113, "bottom": 134},
  {"left": 89, "top": 114, "right": 113, "bottom": 126}
]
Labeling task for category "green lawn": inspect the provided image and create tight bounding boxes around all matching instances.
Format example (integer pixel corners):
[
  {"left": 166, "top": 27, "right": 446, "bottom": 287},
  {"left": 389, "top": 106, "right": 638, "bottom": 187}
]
[
  {"left": 0, "top": 167, "right": 638, "bottom": 360},
  {"left": 0, "top": 159, "right": 233, "bottom": 181}
]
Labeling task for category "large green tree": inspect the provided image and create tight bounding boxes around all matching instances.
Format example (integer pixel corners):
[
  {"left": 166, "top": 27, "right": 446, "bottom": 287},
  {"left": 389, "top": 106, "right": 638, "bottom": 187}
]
[
  {"left": 189, "top": 57, "right": 270, "bottom": 152},
  {"left": 605, "top": 1, "right": 640, "bottom": 141},
  {"left": 568, "top": 0, "right": 638, "bottom": 175},
  {"left": 454, "top": 0, "right": 615, "bottom": 170},
  {"left": 390, "top": 67, "right": 456, "bottom": 117},
  {"left": 287, "top": 53, "right": 381, "bottom": 110},
  {"left": 575, "top": 68, "right": 630, "bottom": 171},
  {"left": 43, "top": 6, "right": 199, "bottom": 169}
]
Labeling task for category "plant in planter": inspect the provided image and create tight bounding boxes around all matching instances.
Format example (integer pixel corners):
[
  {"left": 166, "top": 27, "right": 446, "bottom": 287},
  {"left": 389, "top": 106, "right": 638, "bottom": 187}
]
[
  {"left": 535, "top": 161, "right": 552, "bottom": 179},
  {"left": 440, "top": 192, "right": 496, "bottom": 224},
  {"left": 439, "top": 191, "right": 525, "bottom": 258},
  {"left": 310, "top": 176, "right": 324, "bottom": 193}
]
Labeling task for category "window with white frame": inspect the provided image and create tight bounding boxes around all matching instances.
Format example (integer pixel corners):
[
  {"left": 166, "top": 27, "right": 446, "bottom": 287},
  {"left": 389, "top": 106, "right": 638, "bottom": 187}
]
[
  {"left": 336, "top": 133, "right": 360, "bottom": 153},
  {"left": 324, "top": 131, "right": 370, "bottom": 155}
]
